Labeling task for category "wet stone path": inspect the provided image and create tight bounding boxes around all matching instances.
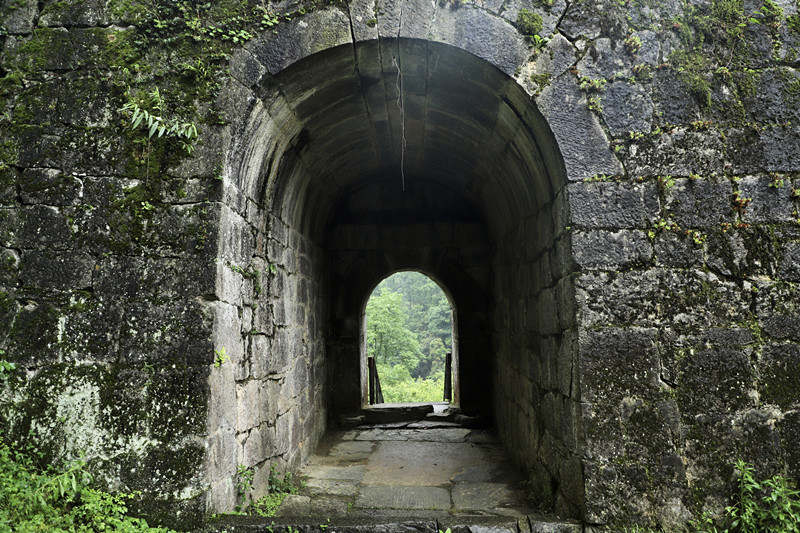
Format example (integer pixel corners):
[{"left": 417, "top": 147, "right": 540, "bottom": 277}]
[{"left": 277, "top": 422, "right": 532, "bottom": 520}]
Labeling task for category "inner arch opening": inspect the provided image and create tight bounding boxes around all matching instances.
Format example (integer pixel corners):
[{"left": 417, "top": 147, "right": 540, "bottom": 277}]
[
  {"left": 218, "top": 35, "right": 580, "bottom": 518},
  {"left": 361, "top": 270, "right": 458, "bottom": 407}
]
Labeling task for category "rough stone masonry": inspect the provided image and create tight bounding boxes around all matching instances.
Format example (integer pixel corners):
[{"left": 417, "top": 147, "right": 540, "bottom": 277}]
[{"left": 0, "top": 0, "right": 799, "bottom": 529}]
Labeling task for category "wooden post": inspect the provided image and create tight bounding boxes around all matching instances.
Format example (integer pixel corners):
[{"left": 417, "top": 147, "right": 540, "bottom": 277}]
[
  {"left": 444, "top": 351, "right": 452, "bottom": 402},
  {"left": 368, "top": 356, "right": 376, "bottom": 405}
]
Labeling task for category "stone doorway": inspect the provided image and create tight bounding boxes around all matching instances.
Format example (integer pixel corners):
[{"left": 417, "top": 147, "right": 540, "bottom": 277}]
[
  {"left": 217, "top": 32, "right": 580, "bottom": 518},
  {"left": 360, "top": 271, "right": 459, "bottom": 408}
]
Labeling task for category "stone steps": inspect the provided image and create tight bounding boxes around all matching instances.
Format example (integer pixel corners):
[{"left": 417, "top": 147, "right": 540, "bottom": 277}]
[{"left": 205, "top": 515, "right": 584, "bottom": 532}]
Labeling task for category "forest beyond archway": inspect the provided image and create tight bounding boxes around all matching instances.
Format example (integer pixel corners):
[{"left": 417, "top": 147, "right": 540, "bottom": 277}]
[{"left": 365, "top": 271, "right": 454, "bottom": 403}]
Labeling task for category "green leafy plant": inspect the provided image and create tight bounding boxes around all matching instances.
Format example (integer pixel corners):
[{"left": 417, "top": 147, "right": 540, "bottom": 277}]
[
  {"left": 587, "top": 95, "right": 603, "bottom": 113},
  {"left": 0, "top": 354, "right": 15, "bottom": 380},
  {"left": 0, "top": 439, "right": 174, "bottom": 531},
  {"left": 236, "top": 464, "right": 254, "bottom": 501},
  {"left": 624, "top": 34, "right": 643, "bottom": 54},
  {"left": 119, "top": 87, "right": 199, "bottom": 154},
  {"left": 213, "top": 347, "right": 230, "bottom": 367},
  {"left": 579, "top": 76, "right": 608, "bottom": 92},
  {"left": 724, "top": 459, "right": 800, "bottom": 533},
  {"left": 251, "top": 464, "right": 304, "bottom": 517}
]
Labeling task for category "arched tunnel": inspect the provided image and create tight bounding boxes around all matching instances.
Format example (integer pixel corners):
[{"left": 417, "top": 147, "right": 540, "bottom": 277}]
[{"left": 212, "top": 35, "right": 580, "bottom": 515}]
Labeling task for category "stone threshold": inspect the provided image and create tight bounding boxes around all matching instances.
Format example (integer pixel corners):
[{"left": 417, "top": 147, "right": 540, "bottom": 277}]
[{"left": 205, "top": 515, "right": 584, "bottom": 532}]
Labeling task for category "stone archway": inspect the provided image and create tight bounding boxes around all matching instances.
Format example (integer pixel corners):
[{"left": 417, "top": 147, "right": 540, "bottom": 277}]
[{"left": 205, "top": 1, "right": 623, "bottom": 519}]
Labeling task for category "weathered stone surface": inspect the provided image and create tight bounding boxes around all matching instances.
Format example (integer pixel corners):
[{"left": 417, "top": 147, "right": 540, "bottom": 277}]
[
  {"left": 738, "top": 176, "right": 795, "bottom": 223},
  {"left": 355, "top": 486, "right": 451, "bottom": 510},
  {"left": 569, "top": 182, "right": 659, "bottom": 229},
  {"left": 600, "top": 81, "right": 654, "bottom": 136},
  {"left": 572, "top": 230, "right": 652, "bottom": 269},
  {"left": 245, "top": 9, "right": 352, "bottom": 75},
  {"left": 38, "top": 0, "right": 108, "bottom": 26},
  {"left": 363, "top": 404, "right": 433, "bottom": 423},
  {"left": 452, "top": 482, "right": 523, "bottom": 510},
  {"left": 427, "top": 7, "right": 528, "bottom": 77},
  {"left": 276, "top": 494, "right": 311, "bottom": 516},
  {"left": 1, "top": 0, "right": 37, "bottom": 34},
  {"left": 537, "top": 74, "right": 624, "bottom": 181},
  {"left": 666, "top": 179, "right": 734, "bottom": 227}
]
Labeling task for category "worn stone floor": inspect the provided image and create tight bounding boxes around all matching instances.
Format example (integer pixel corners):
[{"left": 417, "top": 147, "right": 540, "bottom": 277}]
[{"left": 277, "top": 421, "right": 532, "bottom": 520}]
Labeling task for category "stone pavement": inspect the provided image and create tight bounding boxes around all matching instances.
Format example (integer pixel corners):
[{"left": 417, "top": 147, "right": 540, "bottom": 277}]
[{"left": 277, "top": 422, "right": 532, "bottom": 520}]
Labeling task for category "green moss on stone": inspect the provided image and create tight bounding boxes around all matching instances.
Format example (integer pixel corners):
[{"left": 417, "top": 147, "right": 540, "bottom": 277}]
[{"left": 517, "top": 9, "right": 543, "bottom": 36}]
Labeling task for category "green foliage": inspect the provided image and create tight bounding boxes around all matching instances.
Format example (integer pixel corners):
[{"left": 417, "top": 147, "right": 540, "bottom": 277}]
[
  {"left": 0, "top": 439, "right": 174, "bottom": 532},
  {"left": 624, "top": 34, "right": 643, "bottom": 54},
  {"left": 724, "top": 459, "right": 800, "bottom": 533},
  {"left": 366, "top": 272, "right": 453, "bottom": 402},
  {"left": 366, "top": 288, "right": 423, "bottom": 369},
  {"left": 788, "top": 14, "right": 800, "bottom": 35},
  {"left": 579, "top": 76, "right": 607, "bottom": 92},
  {"left": 236, "top": 464, "right": 254, "bottom": 501},
  {"left": 620, "top": 461, "right": 800, "bottom": 532},
  {"left": 119, "top": 88, "right": 198, "bottom": 154},
  {"left": 251, "top": 464, "right": 303, "bottom": 518},
  {"left": 516, "top": 9, "right": 543, "bottom": 37},
  {"left": 213, "top": 347, "right": 229, "bottom": 367},
  {"left": 530, "top": 72, "right": 551, "bottom": 94},
  {"left": 377, "top": 363, "right": 446, "bottom": 403},
  {"left": 0, "top": 353, "right": 15, "bottom": 380},
  {"left": 372, "top": 272, "right": 453, "bottom": 378}
]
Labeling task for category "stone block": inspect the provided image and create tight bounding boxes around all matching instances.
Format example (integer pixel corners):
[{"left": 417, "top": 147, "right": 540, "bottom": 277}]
[
  {"left": 761, "top": 314, "right": 800, "bottom": 342},
  {"left": 536, "top": 74, "right": 623, "bottom": 181},
  {"left": 246, "top": 9, "right": 352, "bottom": 75},
  {"left": 779, "top": 410, "right": 800, "bottom": 479},
  {"left": 559, "top": 2, "right": 603, "bottom": 40},
  {"left": 19, "top": 168, "right": 83, "bottom": 206},
  {"left": 557, "top": 330, "right": 576, "bottom": 398},
  {"left": 229, "top": 48, "right": 267, "bottom": 88},
  {"left": 236, "top": 380, "right": 262, "bottom": 431},
  {"left": 2, "top": 0, "right": 37, "bottom": 34},
  {"left": 654, "top": 231, "right": 702, "bottom": 268},
  {"left": 7, "top": 301, "right": 60, "bottom": 364},
  {"left": 20, "top": 205, "right": 73, "bottom": 250},
  {"left": 677, "top": 346, "right": 755, "bottom": 417},
  {"left": 555, "top": 276, "right": 576, "bottom": 330},
  {"left": 19, "top": 250, "right": 93, "bottom": 292},
  {"left": 500, "top": 0, "right": 567, "bottom": 36},
  {"left": 427, "top": 6, "right": 528, "bottom": 77},
  {"left": 532, "top": 33, "right": 578, "bottom": 82},
  {"left": 738, "top": 176, "right": 795, "bottom": 223},
  {"left": 759, "top": 343, "right": 800, "bottom": 409},
  {"left": 601, "top": 81, "right": 654, "bottom": 137},
  {"left": 211, "top": 301, "right": 245, "bottom": 368},
  {"left": 4, "top": 27, "right": 137, "bottom": 71},
  {"left": 667, "top": 178, "right": 733, "bottom": 228},
  {"left": 355, "top": 485, "right": 450, "bottom": 510},
  {"left": 347, "top": 0, "right": 378, "bottom": 42},
  {"left": 779, "top": 242, "right": 800, "bottom": 281},
  {"left": 572, "top": 230, "right": 652, "bottom": 269},
  {"left": 276, "top": 494, "right": 311, "bottom": 516},
  {"left": 537, "top": 288, "right": 559, "bottom": 335},
  {"left": 579, "top": 327, "right": 660, "bottom": 403},
  {"left": 39, "top": 0, "right": 107, "bottom": 26},
  {"left": 568, "top": 181, "right": 659, "bottom": 229}
]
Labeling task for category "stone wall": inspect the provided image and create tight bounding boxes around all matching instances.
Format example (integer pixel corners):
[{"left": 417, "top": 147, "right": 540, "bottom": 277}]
[
  {"left": 2, "top": 0, "right": 800, "bottom": 529},
  {"left": 205, "top": 184, "right": 329, "bottom": 510},
  {"left": 548, "top": 0, "right": 800, "bottom": 527},
  {"left": 493, "top": 188, "right": 581, "bottom": 518}
]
